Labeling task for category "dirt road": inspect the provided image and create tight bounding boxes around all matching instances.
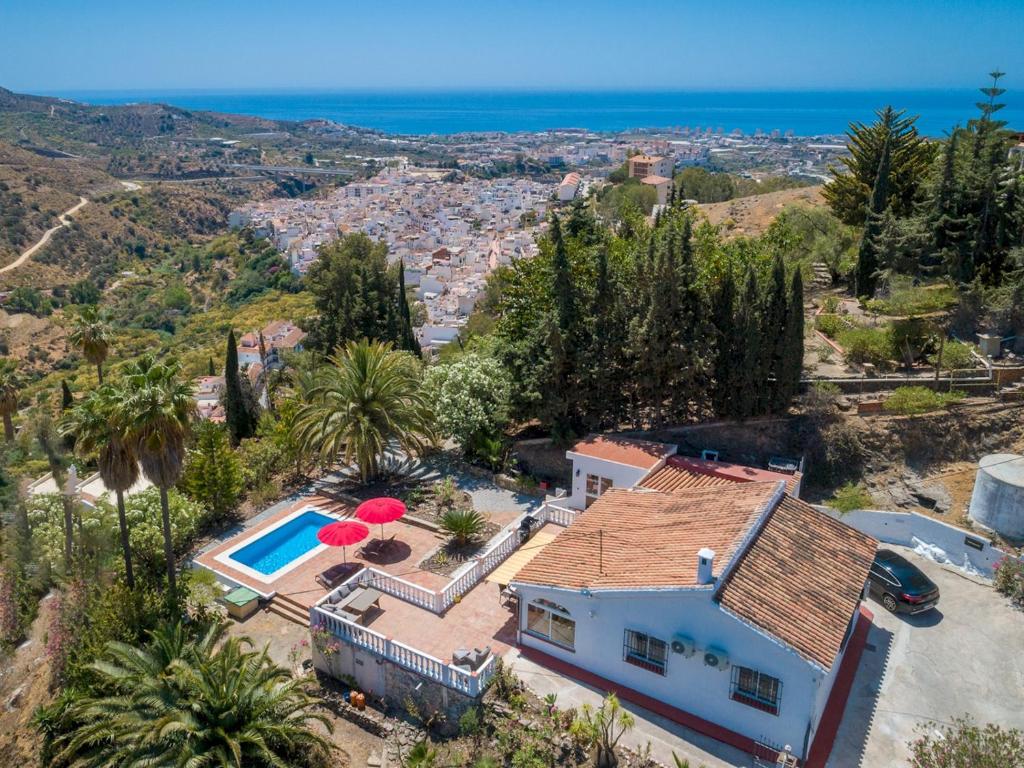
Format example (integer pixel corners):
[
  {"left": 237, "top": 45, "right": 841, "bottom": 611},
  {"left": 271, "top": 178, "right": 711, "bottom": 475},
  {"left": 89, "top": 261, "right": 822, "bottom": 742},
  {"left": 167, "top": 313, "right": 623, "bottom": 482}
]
[{"left": 0, "top": 196, "right": 88, "bottom": 274}]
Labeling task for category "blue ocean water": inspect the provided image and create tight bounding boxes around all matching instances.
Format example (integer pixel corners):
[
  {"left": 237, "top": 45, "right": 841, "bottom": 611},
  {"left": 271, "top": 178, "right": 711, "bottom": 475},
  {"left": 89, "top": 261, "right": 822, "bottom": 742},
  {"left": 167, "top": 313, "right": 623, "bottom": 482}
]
[
  {"left": 48, "top": 89, "right": 1021, "bottom": 138},
  {"left": 230, "top": 510, "right": 335, "bottom": 575}
]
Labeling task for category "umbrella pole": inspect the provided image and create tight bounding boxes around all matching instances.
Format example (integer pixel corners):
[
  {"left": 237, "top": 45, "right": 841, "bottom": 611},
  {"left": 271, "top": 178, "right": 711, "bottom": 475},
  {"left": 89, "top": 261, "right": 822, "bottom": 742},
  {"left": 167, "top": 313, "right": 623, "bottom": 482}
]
[{"left": 342, "top": 545, "right": 347, "bottom": 564}]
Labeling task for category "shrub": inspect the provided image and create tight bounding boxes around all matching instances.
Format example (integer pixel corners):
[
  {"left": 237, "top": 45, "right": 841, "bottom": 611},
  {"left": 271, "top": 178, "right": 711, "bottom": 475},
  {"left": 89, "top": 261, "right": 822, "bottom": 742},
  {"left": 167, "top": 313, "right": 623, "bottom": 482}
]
[
  {"left": 867, "top": 280, "right": 958, "bottom": 317},
  {"left": 817, "top": 422, "right": 866, "bottom": 484},
  {"left": 821, "top": 295, "right": 840, "bottom": 313},
  {"left": 829, "top": 482, "right": 873, "bottom": 513},
  {"left": 909, "top": 716, "right": 1024, "bottom": 767},
  {"left": 440, "top": 509, "right": 486, "bottom": 546},
  {"left": 801, "top": 382, "right": 842, "bottom": 420},
  {"left": 838, "top": 326, "right": 895, "bottom": 368},
  {"left": 814, "top": 313, "right": 845, "bottom": 338},
  {"left": 993, "top": 557, "right": 1024, "bottom": 603},
  {"left": 884, "top": 386, "right": 965, "bottom": 415},
  {"left": 929, "top": 340, "right": 978, "bottom": 374}
]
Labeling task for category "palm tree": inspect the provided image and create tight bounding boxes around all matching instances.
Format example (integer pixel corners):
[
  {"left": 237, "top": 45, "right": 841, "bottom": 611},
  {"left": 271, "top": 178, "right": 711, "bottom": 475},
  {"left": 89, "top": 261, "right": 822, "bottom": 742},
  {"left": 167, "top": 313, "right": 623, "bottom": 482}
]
[
  {"left": 68, "top": 305, "right": 112, "bottom": 384},
  {"left": 53, "top": 622, "right": 333, "bottom": 767},
  {"left": 61, "top": 384, "right": 139, "bottom": 589},
  {"left": 293, "top": 339, "right": 434, "bottom": 484},
  {"left": 0, "top": 358, "right": 20, "bottom": 442},
  {"left": 121, "top": 355, "right": 195, "bottom": 597}
]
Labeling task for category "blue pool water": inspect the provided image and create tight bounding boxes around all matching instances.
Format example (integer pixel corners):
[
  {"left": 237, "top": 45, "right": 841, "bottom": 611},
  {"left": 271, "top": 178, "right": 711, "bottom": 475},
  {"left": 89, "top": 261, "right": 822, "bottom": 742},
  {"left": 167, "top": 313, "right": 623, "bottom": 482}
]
[{"left": 230, "top": 510, "right": 335, "bottom": 575}]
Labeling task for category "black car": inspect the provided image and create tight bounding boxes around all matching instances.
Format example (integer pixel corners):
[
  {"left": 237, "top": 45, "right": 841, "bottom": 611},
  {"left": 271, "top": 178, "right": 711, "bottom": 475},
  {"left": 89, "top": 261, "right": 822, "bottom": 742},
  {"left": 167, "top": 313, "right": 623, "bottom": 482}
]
[{"left": 867, "top": 549, "right": 940, "bottom": 614}]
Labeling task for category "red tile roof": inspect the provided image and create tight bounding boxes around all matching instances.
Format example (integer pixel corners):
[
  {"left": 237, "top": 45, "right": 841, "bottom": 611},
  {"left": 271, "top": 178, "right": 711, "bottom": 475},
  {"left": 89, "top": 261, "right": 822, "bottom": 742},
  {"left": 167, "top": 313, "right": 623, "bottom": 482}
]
[
  {"left": 568, "top": 435, "right": 675, "bottom": 471},
  {"left": 642, "top": 456, "right": 801, "bottom": 495},
  {"left": 514, "top": 483, "right": 781, "bottom": 590},
  {"left": 717, "top": 496, "right": 876, "bottom": 670}
]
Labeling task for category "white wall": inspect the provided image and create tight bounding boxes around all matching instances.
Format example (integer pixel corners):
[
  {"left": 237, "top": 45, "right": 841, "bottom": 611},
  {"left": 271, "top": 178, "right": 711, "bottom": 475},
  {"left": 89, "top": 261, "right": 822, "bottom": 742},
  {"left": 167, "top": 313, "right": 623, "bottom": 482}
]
[
  {"left": 564, "top": 454, "right": 663, "bottom": 510},
  {"left": 514, "top": 586, "right": 825, "bottom": 758},
  {"left": 817, "top": 507, "right": 1008, "bottom": 577}
]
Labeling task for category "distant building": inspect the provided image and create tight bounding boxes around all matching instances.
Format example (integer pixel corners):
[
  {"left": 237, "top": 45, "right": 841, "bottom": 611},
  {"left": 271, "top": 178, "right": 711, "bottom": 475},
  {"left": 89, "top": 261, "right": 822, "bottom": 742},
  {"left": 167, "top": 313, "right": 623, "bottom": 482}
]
[
  {"left": 628, "top": 154, "right": 673, "bottom": 180},
  {"left": 557, "top": 172, "right": 582, "bottom": 202},
  {"left": 236, "top": 320, "right": 307, "bottom": 371},
  {"left": 641, "top": 175, "right": 672, "bottom": 206}
]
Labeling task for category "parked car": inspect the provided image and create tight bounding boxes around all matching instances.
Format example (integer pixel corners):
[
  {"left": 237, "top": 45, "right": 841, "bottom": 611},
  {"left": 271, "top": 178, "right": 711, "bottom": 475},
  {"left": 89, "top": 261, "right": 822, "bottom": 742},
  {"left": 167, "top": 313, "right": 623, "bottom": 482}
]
[{"left": 868, "top": 549, "right": 940, "bottom": 614}]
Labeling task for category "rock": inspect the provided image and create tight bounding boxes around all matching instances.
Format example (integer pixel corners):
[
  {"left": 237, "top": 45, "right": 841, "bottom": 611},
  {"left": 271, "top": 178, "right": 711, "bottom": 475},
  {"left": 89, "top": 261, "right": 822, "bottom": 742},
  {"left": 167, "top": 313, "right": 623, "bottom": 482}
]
[{"left": 5, "top": 684, "right": 25, "bottom": 711}]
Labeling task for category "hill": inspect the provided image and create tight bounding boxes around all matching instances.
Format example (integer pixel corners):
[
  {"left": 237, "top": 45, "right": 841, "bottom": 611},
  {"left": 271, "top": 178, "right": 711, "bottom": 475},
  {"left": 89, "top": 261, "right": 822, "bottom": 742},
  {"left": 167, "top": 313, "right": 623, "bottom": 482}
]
[{"left": 697, "top": 185, "right": 825, "bottom": 238}]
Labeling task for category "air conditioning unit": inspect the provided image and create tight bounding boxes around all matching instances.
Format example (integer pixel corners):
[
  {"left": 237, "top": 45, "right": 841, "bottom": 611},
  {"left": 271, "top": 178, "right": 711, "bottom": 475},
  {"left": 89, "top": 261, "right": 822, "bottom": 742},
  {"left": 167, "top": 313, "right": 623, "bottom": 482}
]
[
  {"left": 703, "top": 646, "right": 730, "bottom": 671},
  {"left": 670, "top": 634, "right": 695, "bottom": 657}
]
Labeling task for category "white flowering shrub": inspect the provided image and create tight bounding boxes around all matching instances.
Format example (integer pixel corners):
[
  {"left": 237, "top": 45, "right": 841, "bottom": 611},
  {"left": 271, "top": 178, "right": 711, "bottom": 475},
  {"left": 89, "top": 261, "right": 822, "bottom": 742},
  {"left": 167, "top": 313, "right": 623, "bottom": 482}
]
[
  {"left": 25, "top": 488, "right": 205, "bottom": 576},
  {"left": 424, "top": 354, "right": 510, "bottom": 452}
]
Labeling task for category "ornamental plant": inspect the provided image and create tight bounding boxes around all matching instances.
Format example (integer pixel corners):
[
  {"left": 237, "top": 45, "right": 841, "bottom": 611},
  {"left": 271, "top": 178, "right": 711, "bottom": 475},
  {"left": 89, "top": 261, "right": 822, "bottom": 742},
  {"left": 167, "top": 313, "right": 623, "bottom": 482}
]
[{"left": 424, "top": 353, "right": 510, "bottom": 454}]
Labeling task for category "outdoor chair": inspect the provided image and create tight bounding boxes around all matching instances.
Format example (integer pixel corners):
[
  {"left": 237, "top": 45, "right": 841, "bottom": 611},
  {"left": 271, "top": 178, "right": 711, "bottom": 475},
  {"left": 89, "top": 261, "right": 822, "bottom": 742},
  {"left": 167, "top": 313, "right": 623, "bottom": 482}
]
[{"left": 315, "top": 562, "right": 359, "bottom": 590}]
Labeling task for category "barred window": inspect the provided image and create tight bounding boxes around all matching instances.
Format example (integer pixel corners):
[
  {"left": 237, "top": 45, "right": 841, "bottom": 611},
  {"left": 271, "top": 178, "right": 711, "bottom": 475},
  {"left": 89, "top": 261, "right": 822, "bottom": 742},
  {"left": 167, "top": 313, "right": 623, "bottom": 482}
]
[
  {"left": 730, "top": 666, "right": 782, "bottom": 715},
  {"left": 623, "top": 629, "right": 668, "bottom": 675}
]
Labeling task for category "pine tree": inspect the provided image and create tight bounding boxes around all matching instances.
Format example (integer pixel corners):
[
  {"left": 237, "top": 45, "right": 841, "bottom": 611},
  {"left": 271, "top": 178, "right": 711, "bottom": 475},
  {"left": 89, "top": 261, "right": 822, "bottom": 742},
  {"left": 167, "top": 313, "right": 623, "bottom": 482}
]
[
  {"left": 855, "top": 133, "right": 892, "bottom": 298},
  {"left": 774, "top": 269, "right": 805, "bottom": 412},
  {"left": 397, "top": 259, "right": 421, "bottom": 356},
  {"left": 182, "top": 421, "right": 244, "bottom": 522},
  {"left": 223, "top": 330, "right": 257, "bottom": 446},
  {"left": 930, "top": 130, "right": 971, "bottom": 282},
  {"left": 582, "top": 246, "right": 627, "bottom": 429}
]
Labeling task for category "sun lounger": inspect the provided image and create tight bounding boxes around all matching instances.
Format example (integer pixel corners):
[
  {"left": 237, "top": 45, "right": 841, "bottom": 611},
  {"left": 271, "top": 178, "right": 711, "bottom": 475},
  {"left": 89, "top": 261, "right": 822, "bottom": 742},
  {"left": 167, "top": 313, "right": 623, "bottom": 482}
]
[{"left": 315, "top": 562, "right": 359, "bottom": 589}]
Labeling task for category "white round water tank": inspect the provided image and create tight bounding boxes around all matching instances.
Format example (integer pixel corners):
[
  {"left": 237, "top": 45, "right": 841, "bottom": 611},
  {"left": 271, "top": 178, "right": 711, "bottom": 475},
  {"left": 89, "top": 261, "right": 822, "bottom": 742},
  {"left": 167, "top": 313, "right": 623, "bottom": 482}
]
[{"left": 968, "top": 454, "right": 1024, "bottom": 541}]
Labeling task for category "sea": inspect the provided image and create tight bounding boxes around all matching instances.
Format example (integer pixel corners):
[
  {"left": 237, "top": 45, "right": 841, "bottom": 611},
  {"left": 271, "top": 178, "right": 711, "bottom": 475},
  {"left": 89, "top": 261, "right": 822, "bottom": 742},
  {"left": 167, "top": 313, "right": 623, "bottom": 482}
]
[{"left": 47, "top": 89, "right": 1022, "bottom": 138}]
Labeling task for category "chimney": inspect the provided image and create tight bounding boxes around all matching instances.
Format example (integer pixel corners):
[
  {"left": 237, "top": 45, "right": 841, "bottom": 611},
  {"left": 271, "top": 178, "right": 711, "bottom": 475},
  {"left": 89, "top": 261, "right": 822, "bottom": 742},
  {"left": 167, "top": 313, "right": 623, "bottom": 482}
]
[{"left": 697, "top": 547, "right": 716, "bottom": 585}]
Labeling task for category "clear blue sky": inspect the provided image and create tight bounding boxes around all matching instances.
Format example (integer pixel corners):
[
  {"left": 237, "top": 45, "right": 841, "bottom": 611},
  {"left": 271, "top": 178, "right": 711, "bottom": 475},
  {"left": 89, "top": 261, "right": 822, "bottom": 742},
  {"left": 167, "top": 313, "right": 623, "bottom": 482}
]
[{"left": 2, "top": 0, "right": 1022, "bottom": 92}]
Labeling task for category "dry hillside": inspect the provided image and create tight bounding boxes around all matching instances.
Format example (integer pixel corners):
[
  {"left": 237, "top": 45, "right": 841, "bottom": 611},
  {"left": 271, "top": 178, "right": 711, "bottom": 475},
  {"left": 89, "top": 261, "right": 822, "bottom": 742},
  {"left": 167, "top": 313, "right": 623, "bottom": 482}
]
[{"left": 698, "top": 185, "right": 825, "bottom": 238}]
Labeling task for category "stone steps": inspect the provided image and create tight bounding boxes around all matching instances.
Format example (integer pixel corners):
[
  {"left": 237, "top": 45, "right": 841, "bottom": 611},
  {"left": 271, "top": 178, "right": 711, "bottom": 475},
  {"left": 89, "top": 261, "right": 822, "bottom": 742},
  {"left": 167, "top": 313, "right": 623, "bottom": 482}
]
[{"left": 266, "top": 594, "right": 310, "bottom": 626}]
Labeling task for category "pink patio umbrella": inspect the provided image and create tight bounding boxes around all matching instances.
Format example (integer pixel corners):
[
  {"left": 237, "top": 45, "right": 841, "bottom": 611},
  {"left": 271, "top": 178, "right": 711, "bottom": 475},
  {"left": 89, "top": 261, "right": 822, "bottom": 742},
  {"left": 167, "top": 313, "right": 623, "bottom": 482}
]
[
  {"left": 317, "top": 521, "right": 369, "bottom": 564},
  {"left": 355, "top": 497, "right": 407, "bottom": 542}
]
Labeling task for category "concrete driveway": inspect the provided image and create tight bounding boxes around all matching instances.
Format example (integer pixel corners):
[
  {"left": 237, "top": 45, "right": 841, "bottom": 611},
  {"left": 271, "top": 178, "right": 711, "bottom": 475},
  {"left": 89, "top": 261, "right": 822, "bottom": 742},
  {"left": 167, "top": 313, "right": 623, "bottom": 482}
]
[{"left": 828, "top": 546, "right": 1024, "bottom": 767}]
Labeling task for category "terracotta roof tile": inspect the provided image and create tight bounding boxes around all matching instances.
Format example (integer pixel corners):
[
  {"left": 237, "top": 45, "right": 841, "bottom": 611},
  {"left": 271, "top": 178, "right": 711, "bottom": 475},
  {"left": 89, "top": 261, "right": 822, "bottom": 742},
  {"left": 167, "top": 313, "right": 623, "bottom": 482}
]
[
  {"left": 568, "top": 435, "right": 675, "bottom": 471},
  {"left": 717, "top": 496, "right": 876, "bottom": 670},
  {"left": 513, "top": 483, "right": 780, "bottom": 590},
  {"left": 642, "top": 456, "right": 801, "bottom": 495}
]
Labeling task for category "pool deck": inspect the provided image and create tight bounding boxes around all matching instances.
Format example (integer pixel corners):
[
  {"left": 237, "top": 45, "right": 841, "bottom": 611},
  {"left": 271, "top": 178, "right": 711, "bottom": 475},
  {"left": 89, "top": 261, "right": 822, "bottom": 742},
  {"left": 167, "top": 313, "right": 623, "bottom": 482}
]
[{"left": 195, "top": 496, "right": 451, "bottom": 605}]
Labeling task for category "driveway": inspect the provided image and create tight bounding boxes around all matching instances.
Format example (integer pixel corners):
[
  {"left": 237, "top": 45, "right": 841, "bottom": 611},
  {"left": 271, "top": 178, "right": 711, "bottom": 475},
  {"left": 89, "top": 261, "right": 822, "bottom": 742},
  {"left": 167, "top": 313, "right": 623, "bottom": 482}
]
[{"left": 828, "top": 546, "right": 1024, "bottom": 767}]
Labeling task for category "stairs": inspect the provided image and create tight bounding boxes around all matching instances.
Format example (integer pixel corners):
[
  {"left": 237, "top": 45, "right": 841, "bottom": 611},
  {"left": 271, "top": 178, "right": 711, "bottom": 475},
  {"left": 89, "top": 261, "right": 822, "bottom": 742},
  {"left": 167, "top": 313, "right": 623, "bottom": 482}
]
[
  {"left": 266, "top": 592, "right": 311, "bottom": 626},
  {"left": 809, "top": 262, "right": 832, "bottom": 290}
]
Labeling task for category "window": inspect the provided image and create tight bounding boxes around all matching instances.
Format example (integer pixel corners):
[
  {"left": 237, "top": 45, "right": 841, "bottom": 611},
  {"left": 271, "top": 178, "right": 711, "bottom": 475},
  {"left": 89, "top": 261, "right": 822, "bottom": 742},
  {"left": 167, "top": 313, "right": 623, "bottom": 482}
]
[
  {"left": 585, "top": 474, "right": 613, "bottom": 507},
  {"left": 623, "top": 630, "right": 668, "bottom": 675},
  {"left": 525, "top": 599, "right": 575, "bottom": 650},
  {"left": 730, "top": 666, "right": 782, "bottom": 715}
]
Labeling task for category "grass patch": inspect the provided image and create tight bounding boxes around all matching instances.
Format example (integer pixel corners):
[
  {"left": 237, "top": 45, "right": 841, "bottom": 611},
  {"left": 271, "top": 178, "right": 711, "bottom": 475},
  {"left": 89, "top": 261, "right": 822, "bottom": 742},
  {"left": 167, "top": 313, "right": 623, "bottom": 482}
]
[
  {"left": 828, "top": 482, "right": 874, "bottom": 514},
  {"left": 883, "top": 386, "right": 965, "bottom": 415}
]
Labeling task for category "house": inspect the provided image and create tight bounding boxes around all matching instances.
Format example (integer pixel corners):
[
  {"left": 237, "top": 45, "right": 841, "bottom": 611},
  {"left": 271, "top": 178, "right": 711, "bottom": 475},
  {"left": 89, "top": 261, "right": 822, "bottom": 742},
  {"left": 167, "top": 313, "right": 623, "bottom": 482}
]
[
  {"left": 557, "top": 172, "right": 582, "bottom": 202},
  {"left": 236, "top": 320, "right": 307, "bottom": 371},
  {"left": 640, "top": 175, "right": 672, "bottom": 205},
  {"left": 28, "top": 462, "right": 152, "bottom": 508},
  {"left": 194, "top": 375, "right": 226, "bottom": 422},
  {"left": 628, "top": 154, "right": 673, "bottom": 180},
  {"left": 511, "top": 437, "right": 874, "bottom": 762}
]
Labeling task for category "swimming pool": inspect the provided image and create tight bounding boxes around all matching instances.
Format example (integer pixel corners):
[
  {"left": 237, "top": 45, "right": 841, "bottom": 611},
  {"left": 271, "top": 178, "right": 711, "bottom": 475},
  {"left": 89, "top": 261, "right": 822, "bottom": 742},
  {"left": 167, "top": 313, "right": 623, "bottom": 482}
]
[{"left": 228, "top": 510, "right": 336, "bottom": 576}]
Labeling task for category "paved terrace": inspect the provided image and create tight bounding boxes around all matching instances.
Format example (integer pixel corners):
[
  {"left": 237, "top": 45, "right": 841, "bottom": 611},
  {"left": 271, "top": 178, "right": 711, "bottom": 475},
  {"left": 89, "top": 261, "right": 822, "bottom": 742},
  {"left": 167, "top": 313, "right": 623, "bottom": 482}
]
[{"left": 196, "top": 494, "right": 564, "bottom": 663}]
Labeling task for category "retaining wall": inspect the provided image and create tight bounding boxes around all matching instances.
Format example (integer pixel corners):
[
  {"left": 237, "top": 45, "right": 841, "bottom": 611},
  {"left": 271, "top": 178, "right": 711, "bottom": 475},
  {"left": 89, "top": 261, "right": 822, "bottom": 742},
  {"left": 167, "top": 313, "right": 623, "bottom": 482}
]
[{"left": 817, "top": 506, "right": 1010, "bottom": 577}]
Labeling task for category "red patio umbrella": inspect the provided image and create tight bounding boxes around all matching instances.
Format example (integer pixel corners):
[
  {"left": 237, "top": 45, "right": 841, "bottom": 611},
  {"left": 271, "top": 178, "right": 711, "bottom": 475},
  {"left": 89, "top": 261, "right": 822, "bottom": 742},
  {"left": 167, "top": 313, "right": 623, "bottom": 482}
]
[
  {"left": 355, "top": 497, "right": 407, "bottom": 542},
  {"left": 317, "top": 521, "right": 369, "bottom": 564}
]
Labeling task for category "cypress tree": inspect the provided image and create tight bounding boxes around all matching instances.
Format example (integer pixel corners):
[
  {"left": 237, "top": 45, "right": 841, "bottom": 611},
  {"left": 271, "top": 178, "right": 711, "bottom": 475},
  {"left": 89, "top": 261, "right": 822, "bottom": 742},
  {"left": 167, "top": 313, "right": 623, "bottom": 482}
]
[
  {"left": 60, "top": 379, "right": 76, "bottom": 451},
  {"left": 550, "top": 215, "right": 576, "bottom": 335},
  {"left": 732, "top": 267, "right": 764, "bottom": 419},
  {"left": 223, "top": 329, "right": 257, "bottom": 446},
  {"left": 774, "top": 269, "right": 805, "bottom": 412},
  {"left": 710, "top": 269, "right": 738, "bottom": 415},
  {"left": 761, "top": 254, "right": 789, "bottom": 412},
  {"left": 541, "top": 320, "right": 574, "bottom": 443},
  {"left": 855, "top": 133, "right": 892, "bottom": 298},
  {"left": 397, "top": 259, "right": 421, "bottom": 356},
  {"left": 207, "top": 357, "right": 216, "bottom": 377}
]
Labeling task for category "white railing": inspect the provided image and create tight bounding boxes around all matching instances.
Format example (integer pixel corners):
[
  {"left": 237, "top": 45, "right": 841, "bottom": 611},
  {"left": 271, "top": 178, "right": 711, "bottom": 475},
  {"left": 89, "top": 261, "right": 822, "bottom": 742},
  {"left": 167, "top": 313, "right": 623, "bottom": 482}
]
[
  {"left": 311, "top": 606, "right": 493, "bottom": 696},
  {"left": 356, "top": 567, "right": 441, "bottom": 611},
  {"left": 541, "top": 501, "right": 580, "bottom": 527}
]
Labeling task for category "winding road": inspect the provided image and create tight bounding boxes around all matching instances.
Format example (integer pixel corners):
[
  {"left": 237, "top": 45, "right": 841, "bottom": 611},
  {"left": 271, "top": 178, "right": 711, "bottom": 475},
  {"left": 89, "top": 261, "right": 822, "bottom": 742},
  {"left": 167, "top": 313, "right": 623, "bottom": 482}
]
[{"left": 0, "top": 195, "right": 89, "bottom": 274}]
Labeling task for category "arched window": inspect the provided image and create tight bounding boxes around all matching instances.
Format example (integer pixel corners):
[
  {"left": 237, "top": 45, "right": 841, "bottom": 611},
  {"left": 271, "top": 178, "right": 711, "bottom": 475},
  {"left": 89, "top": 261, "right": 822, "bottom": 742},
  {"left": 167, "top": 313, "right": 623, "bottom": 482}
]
[{"left": 525, "top": 599, "right": 575, "bottom": 649}]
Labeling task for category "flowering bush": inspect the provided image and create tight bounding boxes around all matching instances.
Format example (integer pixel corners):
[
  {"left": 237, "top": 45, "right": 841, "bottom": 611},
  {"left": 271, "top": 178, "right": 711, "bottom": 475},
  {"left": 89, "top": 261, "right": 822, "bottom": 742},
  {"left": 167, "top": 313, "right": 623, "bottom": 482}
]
[
  {"left": 0, "top": 567, "right": 19, "bottom": 650},
  {"left": 424, "top": 354, "right": 510, "bottom": 453},
  {"left": 25, "top": 488, "right": 205, "bottom": 578},
  {"left": 993, "top": 557, "right": 1024, "bottom": 604},
  {"left": 311, "top": 624, "right": 341, "bottom": 658},
  {"left": 46, "top": 580, "right": 88, "bottom": 688}
]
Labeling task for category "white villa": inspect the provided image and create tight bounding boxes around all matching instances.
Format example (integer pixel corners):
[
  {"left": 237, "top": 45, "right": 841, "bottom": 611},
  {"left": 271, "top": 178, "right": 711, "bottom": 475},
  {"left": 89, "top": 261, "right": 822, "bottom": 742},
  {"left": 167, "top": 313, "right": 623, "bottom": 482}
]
[{"left": 512, "top": 435, "right": 875, "bottom": 761}]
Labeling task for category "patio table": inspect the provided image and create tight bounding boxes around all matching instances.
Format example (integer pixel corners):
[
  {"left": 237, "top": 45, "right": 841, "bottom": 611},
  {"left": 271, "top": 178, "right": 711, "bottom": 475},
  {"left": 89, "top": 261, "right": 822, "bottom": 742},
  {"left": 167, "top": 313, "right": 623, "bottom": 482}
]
[{"left": 341, "top": 587, "right": 383, "bottom": 623}]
